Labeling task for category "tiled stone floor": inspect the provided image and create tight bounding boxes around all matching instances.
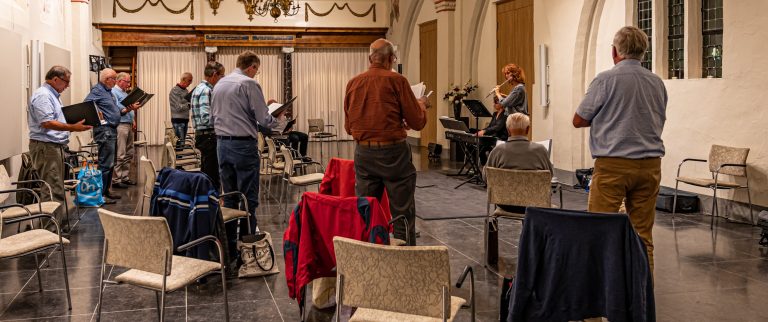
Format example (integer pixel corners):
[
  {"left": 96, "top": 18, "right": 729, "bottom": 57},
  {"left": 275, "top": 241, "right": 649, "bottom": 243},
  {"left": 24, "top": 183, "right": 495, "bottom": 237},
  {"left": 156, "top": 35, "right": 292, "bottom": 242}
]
[{"left": 1, "top": 142, "right": 767, "bottom": 321}]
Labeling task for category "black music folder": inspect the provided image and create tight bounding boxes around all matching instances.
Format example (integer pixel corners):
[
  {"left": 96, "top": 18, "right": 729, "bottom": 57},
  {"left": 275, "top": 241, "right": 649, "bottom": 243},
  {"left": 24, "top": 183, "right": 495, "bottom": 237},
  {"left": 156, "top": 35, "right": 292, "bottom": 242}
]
[
  {"left": 62, "top": 101, "right": 103, "bottom": 127},
  {"left": 267, "top": 96, "right": 298, "bottom": 117},
  {"left": 439, "top": 116, "right": 470, "bottom": 132},
  {"left": 120, "top": 87, "right": 154, "bottom": 107},
  {"left": 462, "top": 99, "right": 493, "bottom": 118},
  {"left": 282, "top": 119, "right": 297, "bottom": 134}
]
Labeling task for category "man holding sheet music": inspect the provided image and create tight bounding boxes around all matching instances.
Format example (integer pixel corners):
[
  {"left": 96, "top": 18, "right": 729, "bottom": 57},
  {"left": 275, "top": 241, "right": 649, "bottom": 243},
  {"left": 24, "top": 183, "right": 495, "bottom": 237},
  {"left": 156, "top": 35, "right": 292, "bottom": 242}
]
[
  {"left": 27, "top": 66, "right": 92, "bottom": 221},
  {"left": 344, "top": 38, "right": 430, "bottom": 245},
  {"left": 211, "top": 51, "right": 285, "bottom": 260},
  {"left": 85, "top": 68, "right": 141, "bottom": 204},
  {"left": 111, "top": 72, "right": 137, "bottom": 188}
]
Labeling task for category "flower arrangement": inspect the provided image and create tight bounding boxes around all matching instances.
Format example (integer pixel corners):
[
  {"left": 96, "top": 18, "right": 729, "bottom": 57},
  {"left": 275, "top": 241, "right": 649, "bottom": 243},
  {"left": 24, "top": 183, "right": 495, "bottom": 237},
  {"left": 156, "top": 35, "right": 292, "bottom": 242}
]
[{"left": 443, "top": 80, "right": 478, "bottom": 104}]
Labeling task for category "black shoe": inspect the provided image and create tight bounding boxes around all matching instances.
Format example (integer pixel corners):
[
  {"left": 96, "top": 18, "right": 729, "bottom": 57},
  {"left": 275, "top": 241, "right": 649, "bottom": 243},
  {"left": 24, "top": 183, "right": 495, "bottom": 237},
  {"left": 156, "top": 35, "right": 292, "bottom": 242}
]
[
  {"left": 112, "top": 182, "right": 128, "bottom": 189},
  {"left": 301, "top": 156, "right": 313, "bottom": 162},
  {"left": 104, "top": 193, "right": 122, "bottom": 200},
  {"left": 122, "top": 180, "right": 137, "bottom": 186},
  {"left": 102, "top": 197, "right": 117, "bottom": 205}
]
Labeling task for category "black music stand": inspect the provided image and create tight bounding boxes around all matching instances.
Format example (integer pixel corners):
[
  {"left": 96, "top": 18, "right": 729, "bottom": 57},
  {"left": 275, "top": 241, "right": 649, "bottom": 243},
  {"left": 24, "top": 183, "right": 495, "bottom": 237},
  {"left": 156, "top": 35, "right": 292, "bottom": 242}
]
[{"left": 462, "top": 99, "right": 492, "bottom": 129}]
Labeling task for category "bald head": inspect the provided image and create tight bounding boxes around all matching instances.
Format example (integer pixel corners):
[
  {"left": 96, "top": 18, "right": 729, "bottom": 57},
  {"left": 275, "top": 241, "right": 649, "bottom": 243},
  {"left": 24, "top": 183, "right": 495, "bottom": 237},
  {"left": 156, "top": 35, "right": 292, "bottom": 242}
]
[
  {"left": 369, "top": 38, "right": 396, "bottom": 67},
  {"left": 99, "top": 68, "right": 117, "bottom": 89}
]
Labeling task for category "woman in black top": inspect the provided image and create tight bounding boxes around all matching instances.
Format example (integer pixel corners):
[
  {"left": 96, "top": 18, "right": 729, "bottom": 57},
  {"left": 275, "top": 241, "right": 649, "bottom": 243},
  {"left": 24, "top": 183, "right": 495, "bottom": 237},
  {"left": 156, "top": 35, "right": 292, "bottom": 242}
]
[
  {"left": 495, "top": 63, "right": 528, "bottom": 115},
  {"left": 477, "top": 97, "right": 508, "bottom": 164}
]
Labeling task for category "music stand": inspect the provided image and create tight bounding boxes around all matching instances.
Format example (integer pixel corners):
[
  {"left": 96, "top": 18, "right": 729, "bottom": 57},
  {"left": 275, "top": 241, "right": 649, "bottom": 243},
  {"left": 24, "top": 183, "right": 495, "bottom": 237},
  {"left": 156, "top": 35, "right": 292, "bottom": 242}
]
[{"left": 462, "top": 99, "right": 492, "bottom": 129}]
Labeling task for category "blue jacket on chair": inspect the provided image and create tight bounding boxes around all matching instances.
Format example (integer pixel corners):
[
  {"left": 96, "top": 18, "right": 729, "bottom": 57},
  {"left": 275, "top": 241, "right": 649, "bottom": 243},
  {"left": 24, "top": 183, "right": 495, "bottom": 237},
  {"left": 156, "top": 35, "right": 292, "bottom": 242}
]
[{"left": 150, "top": 167, "right": 225, "bottom": 261}]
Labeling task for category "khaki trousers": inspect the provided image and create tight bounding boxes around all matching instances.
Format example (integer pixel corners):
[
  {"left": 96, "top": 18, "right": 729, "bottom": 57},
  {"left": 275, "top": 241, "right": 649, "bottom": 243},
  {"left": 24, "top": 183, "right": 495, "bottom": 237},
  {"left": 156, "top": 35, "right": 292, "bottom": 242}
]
[
  {"left": 29, "top": 140, "right": 66, "bottom": 221},
  {"left": 588, "top": 157, "right": 661, "bottom": 273},
  {"left": 113, "top": 123, "right": 134, "bottom": 183}
]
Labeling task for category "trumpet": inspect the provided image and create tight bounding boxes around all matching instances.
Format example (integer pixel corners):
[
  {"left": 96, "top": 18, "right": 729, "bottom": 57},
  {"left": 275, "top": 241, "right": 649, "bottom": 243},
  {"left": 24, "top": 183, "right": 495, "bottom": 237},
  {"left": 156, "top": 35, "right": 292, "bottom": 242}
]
[{"left": 485, "top": 78, "right": 512, "bottom": 98}]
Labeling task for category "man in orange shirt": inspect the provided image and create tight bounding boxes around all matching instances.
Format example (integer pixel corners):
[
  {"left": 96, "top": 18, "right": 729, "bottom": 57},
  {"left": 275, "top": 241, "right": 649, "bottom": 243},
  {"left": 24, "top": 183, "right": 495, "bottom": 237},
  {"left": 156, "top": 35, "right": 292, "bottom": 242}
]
[{"left": 344, "top": 38, "right": 430, "bottom": 245}]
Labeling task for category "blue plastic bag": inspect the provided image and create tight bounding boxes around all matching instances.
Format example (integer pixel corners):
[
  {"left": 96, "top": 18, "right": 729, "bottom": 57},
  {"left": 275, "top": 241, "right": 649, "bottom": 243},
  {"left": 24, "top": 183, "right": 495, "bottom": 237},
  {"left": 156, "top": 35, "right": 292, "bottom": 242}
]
[{"left": 75, "top": 162, "right": 104, "bottom": 207}]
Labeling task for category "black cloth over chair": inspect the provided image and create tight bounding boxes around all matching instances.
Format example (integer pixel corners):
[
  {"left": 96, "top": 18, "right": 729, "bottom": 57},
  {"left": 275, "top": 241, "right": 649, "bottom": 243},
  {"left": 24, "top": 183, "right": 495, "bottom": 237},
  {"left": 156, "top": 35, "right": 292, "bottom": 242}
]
[{"left": 508, "top": 207, "right": 655, "bottom": 322}]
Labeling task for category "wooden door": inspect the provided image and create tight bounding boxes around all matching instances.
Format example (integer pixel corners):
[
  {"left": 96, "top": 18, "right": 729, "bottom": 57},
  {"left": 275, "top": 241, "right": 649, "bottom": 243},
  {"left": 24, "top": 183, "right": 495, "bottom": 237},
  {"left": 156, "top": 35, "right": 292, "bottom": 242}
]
[
  {"left": 419, "top": 20, "right": 438, "bottom": 146},
  {"left": 497, "top": 0, "right": 534, "bottom": 133}
]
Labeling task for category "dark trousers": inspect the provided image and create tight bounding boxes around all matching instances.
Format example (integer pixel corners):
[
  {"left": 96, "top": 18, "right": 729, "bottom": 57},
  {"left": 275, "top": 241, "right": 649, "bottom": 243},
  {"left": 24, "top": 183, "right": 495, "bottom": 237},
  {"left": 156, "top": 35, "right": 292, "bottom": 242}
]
[
  {"left": 354, "top": 141, "right": 417, "bottom": 245},
  {"left": 217, "top": 138, "right": 260, "bottom": 259},
  {"left": 287, "top": 131, "right": 309, "bottom": 157},
  {"left": 171, "top": 118, "right": 188, "bottom": 148},
  {"left": 93, "top": 126, "right": 117, "bottom": 195},
  {"left": 195, "top": 132, "right": 220, "bottom": 190}
]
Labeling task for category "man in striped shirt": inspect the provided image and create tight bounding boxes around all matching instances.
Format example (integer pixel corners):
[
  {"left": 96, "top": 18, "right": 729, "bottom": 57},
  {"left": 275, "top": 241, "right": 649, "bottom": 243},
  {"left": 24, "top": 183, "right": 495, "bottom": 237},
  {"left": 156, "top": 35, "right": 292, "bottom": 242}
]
[{"left": 191, "top": 61, "right": 225, "bottom": 189}]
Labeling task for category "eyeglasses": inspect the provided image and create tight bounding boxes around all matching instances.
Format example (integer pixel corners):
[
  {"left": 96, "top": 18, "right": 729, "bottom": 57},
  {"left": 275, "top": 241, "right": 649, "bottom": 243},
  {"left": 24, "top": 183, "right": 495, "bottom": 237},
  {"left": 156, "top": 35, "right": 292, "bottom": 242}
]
[{"left": 57, "top": 76, "right": 71, "bottom": 85}]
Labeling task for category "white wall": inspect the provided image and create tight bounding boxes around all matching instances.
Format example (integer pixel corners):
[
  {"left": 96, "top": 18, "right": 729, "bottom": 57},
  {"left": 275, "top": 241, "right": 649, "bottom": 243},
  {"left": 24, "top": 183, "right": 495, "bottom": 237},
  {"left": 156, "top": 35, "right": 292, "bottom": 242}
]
[{"left": 0, "top": 0, "right": 102, "bottom": 179}]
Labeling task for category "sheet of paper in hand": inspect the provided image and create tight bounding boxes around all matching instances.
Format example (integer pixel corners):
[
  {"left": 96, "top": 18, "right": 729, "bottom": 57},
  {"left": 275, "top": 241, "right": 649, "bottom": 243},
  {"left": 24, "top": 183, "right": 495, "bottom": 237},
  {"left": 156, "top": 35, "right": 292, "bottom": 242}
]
[{"left": 267, "top": 96, "right": 298, "bottom": 117}]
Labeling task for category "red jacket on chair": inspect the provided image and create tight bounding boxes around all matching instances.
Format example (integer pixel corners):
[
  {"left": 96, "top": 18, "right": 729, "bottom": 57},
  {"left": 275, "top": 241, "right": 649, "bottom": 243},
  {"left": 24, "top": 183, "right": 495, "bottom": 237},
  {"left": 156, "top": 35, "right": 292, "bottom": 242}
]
[
  {"left": 283, "top": 192, "right": 391, "bottom": 303},
  {"left": 318, "top": 157, "right": 392, "bottom": 216}
]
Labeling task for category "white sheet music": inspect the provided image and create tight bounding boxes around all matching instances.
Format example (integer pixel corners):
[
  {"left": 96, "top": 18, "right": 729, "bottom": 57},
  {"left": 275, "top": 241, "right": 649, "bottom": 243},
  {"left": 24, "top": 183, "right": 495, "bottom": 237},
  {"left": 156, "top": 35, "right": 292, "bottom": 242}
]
[
  {"left": 267, "top": 102, "right": 283, "bottom": 115},
  {"left": 411, "top": 82, "right": 426, "bottom": 98}
]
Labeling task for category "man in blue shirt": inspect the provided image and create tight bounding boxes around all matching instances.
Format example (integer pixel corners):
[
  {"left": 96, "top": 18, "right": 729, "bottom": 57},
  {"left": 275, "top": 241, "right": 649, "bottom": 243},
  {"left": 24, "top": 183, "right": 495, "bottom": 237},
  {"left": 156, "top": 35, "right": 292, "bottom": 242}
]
[
  {"left": 211, "top": 51, "right": 283, "bottom": 260},
  {"left": 27, "top": 66, "right": 92, "bottom": 219},
  {"left": 85, "top": 68, "right": 141, "bottom": 204},
  {"left": 191, "top": 61, "right": 224, "bottom": 189},
  {"left": 112, "top": 72, "right": 137, "bottom": 188},
  {"left": 573, "top": 26, "right": 667, "bottom": 273}
]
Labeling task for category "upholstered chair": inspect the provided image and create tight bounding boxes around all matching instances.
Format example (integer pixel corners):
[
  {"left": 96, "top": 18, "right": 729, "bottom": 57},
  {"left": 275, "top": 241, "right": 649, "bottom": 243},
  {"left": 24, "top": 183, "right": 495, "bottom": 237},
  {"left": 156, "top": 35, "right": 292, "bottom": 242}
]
[
  {"left": 96, "top": 209, "right": 229, "bottom": 322},
  {"left": 333, "top": 236, "right": 475, "bottom": 322},
  {"left": 484, "top": 168, "right": 551, "bottom": 266},
  {"left": 674, "top": 144, "right": 754, "bottom": 228}
]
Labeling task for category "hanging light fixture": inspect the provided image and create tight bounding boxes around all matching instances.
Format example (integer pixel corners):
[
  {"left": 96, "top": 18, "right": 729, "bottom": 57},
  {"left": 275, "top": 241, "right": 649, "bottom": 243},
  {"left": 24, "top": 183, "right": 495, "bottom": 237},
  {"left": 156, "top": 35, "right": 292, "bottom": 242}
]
[{"left": 239, "top": 0, "right": 301, "bottom": 22}]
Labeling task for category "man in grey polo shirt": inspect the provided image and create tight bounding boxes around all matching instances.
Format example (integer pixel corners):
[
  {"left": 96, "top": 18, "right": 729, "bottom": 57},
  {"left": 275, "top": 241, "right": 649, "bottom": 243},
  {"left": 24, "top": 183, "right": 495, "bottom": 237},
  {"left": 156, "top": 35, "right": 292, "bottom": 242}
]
[
  {"left": 28, "top": 66, "right": 92, "bottom": 221},
  {"left": 573, "top": 26, "right": 667, "bottom": 273}
]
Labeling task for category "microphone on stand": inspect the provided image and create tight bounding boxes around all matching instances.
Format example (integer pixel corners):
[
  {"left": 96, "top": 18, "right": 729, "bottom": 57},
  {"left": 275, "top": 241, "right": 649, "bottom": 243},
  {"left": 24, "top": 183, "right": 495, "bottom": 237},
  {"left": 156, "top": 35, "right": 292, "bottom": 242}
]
[{"left": 484, "top": 78, "right": 512, "bottom": 98}]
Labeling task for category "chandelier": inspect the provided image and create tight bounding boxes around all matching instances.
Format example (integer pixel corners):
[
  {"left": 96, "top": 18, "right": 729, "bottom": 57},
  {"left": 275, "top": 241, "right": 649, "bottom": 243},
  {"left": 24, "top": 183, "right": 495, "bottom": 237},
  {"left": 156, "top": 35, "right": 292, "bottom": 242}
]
[{"left": 240, "top": 0, "right": 301, "bottom": 22}]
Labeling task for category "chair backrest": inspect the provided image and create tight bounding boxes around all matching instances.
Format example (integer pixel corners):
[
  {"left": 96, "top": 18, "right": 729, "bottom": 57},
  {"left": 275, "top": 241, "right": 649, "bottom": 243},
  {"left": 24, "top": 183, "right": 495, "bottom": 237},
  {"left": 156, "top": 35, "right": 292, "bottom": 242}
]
[
  {"left": 281, "top": 149, "right": 296, "bottom": 176},
  {"left": 333, "top": 236, "right": 452, "bottom": 319},
  {"left": 165, "top": 128, "right": 178, "bottom": 146},
  {"left": 307, "top": 119, "right": 324, "bottom": 133},
  {"left": 98, "top": 209, "right": 174, "bottom": 275},
  {"left": 709, "top": 144, "right": 749, "bottom": 176},
  {"left": 257, "top": 132, "right": 266, "bottom": 153},
  {"left": 265, "top": 137, "right": 278, "bottom": 162},
  {"left": 140, "top": 156, "right": 157, "bottom": 216},
  {"left": 485, "top": 167, "right": 551, "bottom": 208},
  {"left": 0, "top": 165, "right": 11, "bottom": 203},
  {"left": 164, "top": 142, "right": 177, "bottom": 168},
  {"left": 75, "top": 135, "right": 85, "bottom": 150},
  {"left": 535, "top": 139, "right": 553, "bottom": 160}
]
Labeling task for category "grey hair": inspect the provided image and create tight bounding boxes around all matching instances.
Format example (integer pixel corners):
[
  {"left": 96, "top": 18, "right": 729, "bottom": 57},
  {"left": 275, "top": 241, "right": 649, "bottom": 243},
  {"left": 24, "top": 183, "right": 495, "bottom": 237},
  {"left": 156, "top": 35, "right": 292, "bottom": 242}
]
[
  {"left": 99, "top": 68, "right": 116, "bottom": 83},
  {"left": 506, "top": 112, "right": 530, "bottom": 131},
  {"left": 612, "top": 26, "right": 649, "bottom": 60},
  {"left": 180, "top": 72, "right": 193, "bottom": 81},
  {"left": 204, "top": 61, "right": 224, "bottom": 77},
  {"left": 369, "top": 39, "right": 395, "bottom": 61},
  {"left": 44, "top": 66, "right": 71, "bottom": 81},
  {"left": 116, "top": 72, "right": 130, "bottom": 82}
]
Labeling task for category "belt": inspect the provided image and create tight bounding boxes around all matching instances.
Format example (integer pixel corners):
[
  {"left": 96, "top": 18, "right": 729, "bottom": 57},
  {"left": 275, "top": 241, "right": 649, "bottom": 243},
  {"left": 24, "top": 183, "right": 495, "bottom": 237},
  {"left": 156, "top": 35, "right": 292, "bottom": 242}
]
[
  {"left": 30, "top": 139, "right": 66, "bottom": 146},
  {"left": 197, "top": 129, "right": 215, "bottom": 135},
  {"left": 217, "top": 135, "right": 255, "bottom": 141},
  {"left": 356, "top": 139, "right": 406, "bottom": 147}
]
